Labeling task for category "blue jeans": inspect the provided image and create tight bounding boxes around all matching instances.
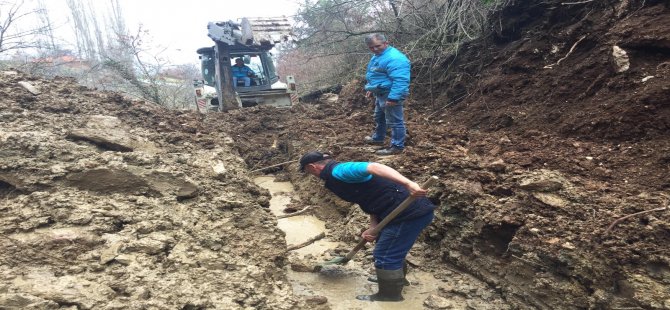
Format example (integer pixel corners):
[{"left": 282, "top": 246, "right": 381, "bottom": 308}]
[
  {"left": 370, "top": 95, "right": 406, "bottom": 149},
  {"left": 373, "top": 211, "right": 434, "bottom": 270},
  {"left": 233, "top": 76, "right": 250, "bottom": 87}
]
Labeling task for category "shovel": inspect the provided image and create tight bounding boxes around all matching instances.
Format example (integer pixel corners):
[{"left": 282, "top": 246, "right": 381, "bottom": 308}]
[{"left": 319, "top": 176, "right": 439, "bottom": 267}]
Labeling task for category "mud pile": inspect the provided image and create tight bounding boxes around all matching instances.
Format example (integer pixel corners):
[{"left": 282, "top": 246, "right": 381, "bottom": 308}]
[{"left": 0, "top": 71, "right": 313, "bottom": 309}]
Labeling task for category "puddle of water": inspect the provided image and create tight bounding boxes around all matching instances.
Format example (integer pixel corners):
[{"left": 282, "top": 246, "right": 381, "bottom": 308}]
[
  {"left": 255, "top": 176, "right": 341, "bottom": 257},
  {"left": 255, "top": 176, "right": 294, "bottom": 195},
  {"left": 278, "top": 214, "right": 341, "bottom": 257},
  {"left": 254, "top": 176, "right": 443, "bottom": 309},
  {"left": 290, "top": 267, "right": 443, "bottom": 310},
  {"left": 269, "top": 194, "right": 293, "bottom": 217}
]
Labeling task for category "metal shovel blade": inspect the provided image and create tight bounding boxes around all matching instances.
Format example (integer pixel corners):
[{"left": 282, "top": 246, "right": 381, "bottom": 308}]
[{"left": 319, "top": 256, "right": 350, "bottom": 266}]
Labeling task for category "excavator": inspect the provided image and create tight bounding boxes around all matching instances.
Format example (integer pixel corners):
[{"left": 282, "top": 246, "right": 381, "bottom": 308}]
[{"left": 193, "top": 17, "right": 297, "bottom": 112}]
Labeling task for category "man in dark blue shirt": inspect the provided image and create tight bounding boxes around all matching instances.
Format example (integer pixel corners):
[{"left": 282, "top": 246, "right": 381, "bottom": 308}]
[
  {"left": 231, "top": 58, "right": 255, "bottom": 88},
  {"left": 299, "top": 151, "right": 435, "bottom": 302}
]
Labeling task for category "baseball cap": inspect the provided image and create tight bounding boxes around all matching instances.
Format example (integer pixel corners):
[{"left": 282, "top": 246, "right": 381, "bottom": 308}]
[{"left": 299, "top": 151, "right": 330, "bottom": 172}]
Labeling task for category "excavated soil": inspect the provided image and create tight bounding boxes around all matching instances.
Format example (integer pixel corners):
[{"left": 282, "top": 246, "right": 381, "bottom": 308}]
[
  {"left": 1, "top": 1, "right": 669, "bottom": 309},
  {"left": 210, "top": 1, "right": 670, "bottom": 309},
  {"left": 0, "top": 72, "right": 317, "bottom": 309}
]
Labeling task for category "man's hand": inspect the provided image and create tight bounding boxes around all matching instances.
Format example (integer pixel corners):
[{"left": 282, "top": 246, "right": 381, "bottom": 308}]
[
  {"left": 361, "top": 228, "right": 378, "bottom": 242},
  {"left": 365, "top": 91, "right": 372, "bottom": 98},
  {"left": 406, "top": 181, "right": 427, "bottom": 197}
]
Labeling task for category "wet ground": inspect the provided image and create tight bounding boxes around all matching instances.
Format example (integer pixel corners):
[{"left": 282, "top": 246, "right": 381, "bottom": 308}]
[
  {"left": 0, "top": 70, "right": 306, "bottom": 309},
  {"left": 208, "top": 3, "right": 670, "bottom": 308},
  {"left": 255, "top": 176, "right": 455, "bottom": 310},
  {"left": 1, "top": 1, "right": 669, "bottom": 309}
]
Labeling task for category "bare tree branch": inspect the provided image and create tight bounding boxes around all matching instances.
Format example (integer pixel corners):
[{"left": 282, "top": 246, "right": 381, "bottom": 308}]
[{"left": 0, "top": 0, "right": 53, "bottom": 54}]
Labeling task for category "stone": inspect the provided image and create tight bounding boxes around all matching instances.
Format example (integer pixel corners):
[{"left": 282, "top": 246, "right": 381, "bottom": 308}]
[
  {"left": 135, "top": 288, "right": 151, "bottom": 300},
  {"left": 424, "top": 294, "right": 456, "bottom": 309},
  {"left": 12, "top": 272, "right": 115, "bottom": 309},
  {"left": 612, "top": 45, "right": 630, "bottom": 73},
  {"left": 125, "top": 233, "right": 173, "bottom": 255},
  {"left": 66, "top": 168, "right": 155, "bottom": 196},
  {"left": 486, "top": 159, "right": 507, "bottom": 172},
  {"left": 100, "top": 242, "right": 123, "bottom": 264},
  {"left": 532, "top": 193, "right": 568, "bottom": 208},
  {"left": 305, "top": 295, "right": 328, "bottom": 305},
  {"left": 290, "top": 261, "right": 318, "bottom": 273},
  {"left": 406, "top": 253, "right": 422, "bottom": 267},
  {"left": 319, "top": 93, "right": 338, "bottom": 103},
  {"left": 176, "top": 183, "right": 198, "bottom": 200},
  {"left": 0, "top": 293, "right": 58, "bottom": 309},
  {"left": 212, "top": 161, "right": 227, "bottom": 178},
  {"left": 561, "top": 242, "right": 576, "bottom": 250},
  {"left": 18, "top": 81, "right": 41, "bottom": 95},
  {"left": 114, "top": 254, "right": 135, "bottom": 265},
  {"left": 547, "top": 237, "right": 560, "bottom": 244}
]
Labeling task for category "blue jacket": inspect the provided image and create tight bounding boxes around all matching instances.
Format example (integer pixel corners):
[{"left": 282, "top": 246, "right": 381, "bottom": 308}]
[
  {"left": 365, "top": 46, "right": 411, "bottom": 102},
  {"left": 231, "top": 65, "right": 254, "bottom": 78}
]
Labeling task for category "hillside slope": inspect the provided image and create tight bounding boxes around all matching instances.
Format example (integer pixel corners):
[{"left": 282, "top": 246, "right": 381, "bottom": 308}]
[{"left": 214, "top": 1, "right": 670, "bottom": 309}]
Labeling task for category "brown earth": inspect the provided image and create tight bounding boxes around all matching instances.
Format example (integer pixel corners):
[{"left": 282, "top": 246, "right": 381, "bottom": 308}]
[
  {"left": 0, "top": 72, "right": 318, "bottom": 309},
  {"left": 213, "top": 1, "right": 670, "bottom": 309},
  {"left": 0, "top": 0, "right": 669, "bottom": 309}
]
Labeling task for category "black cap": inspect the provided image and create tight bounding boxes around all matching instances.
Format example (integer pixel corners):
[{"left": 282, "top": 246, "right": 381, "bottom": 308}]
[{"left": 299, "top": 151, "right": 330, "bottom": 172}]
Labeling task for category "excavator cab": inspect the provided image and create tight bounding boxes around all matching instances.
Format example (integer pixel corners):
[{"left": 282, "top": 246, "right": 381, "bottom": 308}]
[
  {"left": 193, "top": 17, "right": 296, "bottom": 111},
  {"left": 197, "top": 47, "right": 280, "bottom": 91}
]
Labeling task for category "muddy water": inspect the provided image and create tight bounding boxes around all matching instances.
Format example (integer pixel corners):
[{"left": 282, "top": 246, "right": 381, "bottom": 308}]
[{"left": 254, "top": 176, "right": 443, "bottom": 310}]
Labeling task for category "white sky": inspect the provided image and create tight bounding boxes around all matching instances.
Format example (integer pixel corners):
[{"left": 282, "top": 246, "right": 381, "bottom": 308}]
[{"left": 36, "top": 0, "right": 302, "bottom": 65}]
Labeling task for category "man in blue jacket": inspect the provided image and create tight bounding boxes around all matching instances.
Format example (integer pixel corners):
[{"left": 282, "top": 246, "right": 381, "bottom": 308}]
[
  {"left": 363, "top": 34, "right": 411, "bottom": 155},
  {"left": 231, "top": 58, "right": 256, "bottom": 88},
  {"left": 299, "top": 151, "right": 435, "bottom": 302}
]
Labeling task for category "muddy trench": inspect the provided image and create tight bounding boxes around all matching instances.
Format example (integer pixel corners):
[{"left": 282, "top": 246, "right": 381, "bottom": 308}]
[
  {"left": 245, "top": 154, "right": 513, "bottom": 309},
  {"left": 217, "top": 93, "right": 670, "bottom": 310},
  {"left": 253, "top": 175, "right": 455, "bottom": 309}
]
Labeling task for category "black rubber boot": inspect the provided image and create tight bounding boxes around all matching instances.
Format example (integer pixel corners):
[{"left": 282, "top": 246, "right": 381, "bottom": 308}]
[
  {"left": 366, "top": 276, "right": 411, "bottom": 286},
  {"left": 367, "top": 261, "right": 410, "bottom": 286},
  {"left": 356, "top": 268, "right": 405, "bottom": 302}
]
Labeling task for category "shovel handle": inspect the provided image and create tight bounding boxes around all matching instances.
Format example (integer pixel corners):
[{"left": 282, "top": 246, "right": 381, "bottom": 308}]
[{"left": 343, "top": 176, "right": 439, "bottom": 261}]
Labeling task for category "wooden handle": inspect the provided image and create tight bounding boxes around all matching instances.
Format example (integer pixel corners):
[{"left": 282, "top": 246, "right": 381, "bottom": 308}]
[{"left": 343, "top": 176, "right": 439, "bottom": 261}]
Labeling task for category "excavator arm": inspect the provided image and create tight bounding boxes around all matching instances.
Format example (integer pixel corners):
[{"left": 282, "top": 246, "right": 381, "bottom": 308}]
[{"left": 206, "top": 20, "right": 253, "bottom": 46}]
